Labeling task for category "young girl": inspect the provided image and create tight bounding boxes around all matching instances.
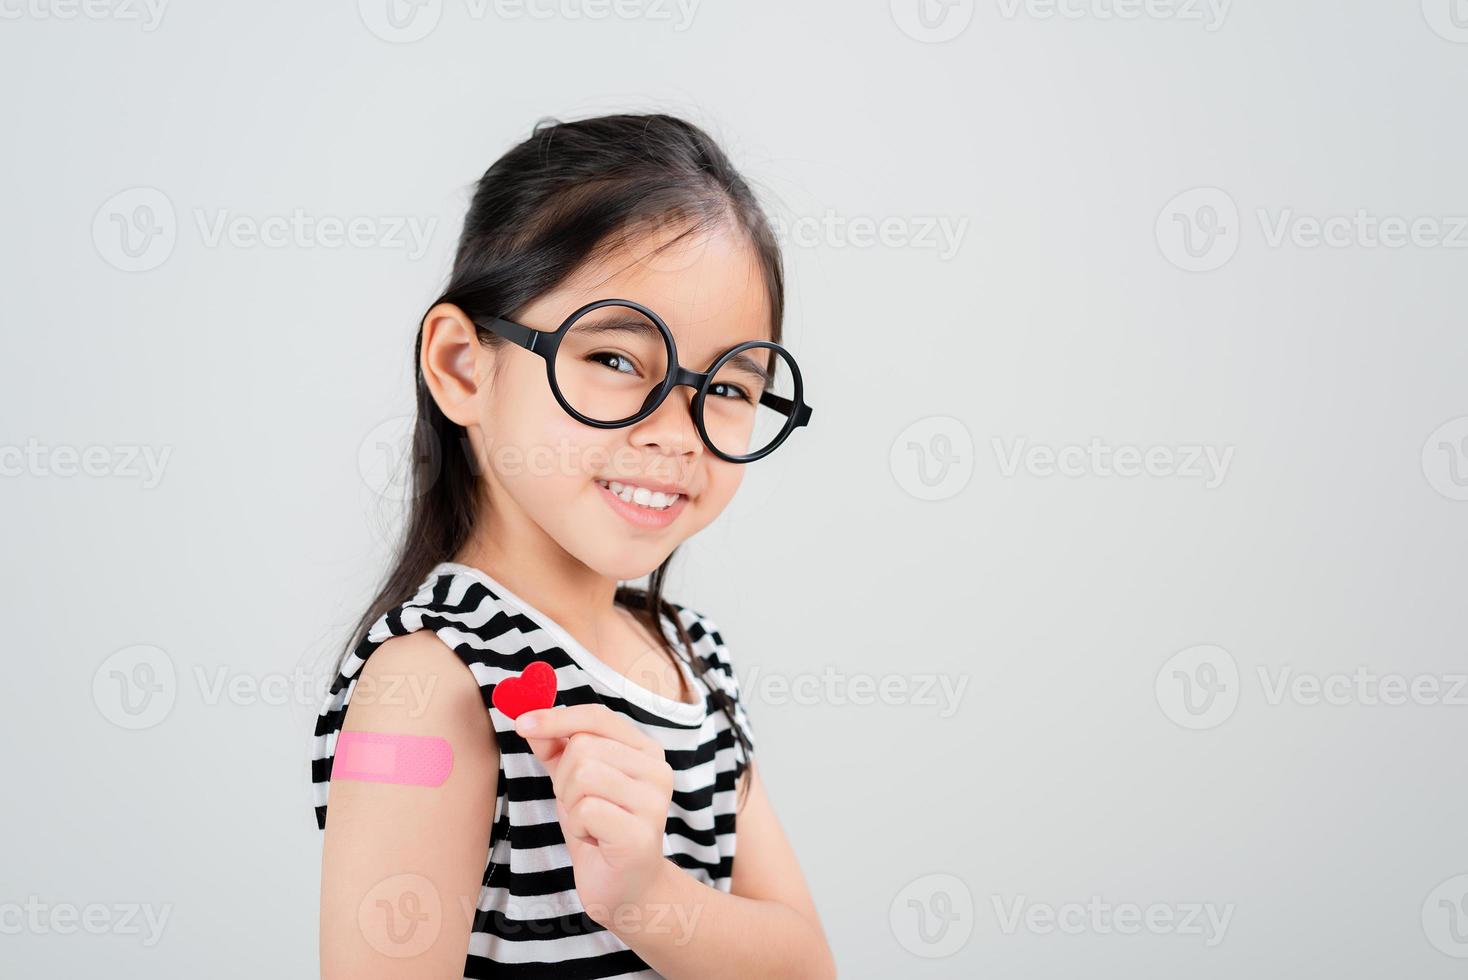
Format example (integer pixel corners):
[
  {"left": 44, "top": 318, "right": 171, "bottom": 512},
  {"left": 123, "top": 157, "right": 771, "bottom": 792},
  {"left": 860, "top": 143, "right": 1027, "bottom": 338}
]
[{"left": 310, "top": 113, "right": 832, "bottom": 978}]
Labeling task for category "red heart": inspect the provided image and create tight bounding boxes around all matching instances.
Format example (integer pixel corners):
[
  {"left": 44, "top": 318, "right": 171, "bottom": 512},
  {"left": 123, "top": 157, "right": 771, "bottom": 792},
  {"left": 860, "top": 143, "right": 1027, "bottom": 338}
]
[{"left": 492, "top": 660, "right": 558, "bottom": 720}]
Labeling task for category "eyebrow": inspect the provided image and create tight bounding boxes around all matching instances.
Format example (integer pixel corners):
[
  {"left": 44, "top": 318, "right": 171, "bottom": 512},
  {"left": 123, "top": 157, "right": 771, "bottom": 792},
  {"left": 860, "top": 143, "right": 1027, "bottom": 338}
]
[
  {"left": 718, "top": 350, "right": 772, "bottom": 387},
  {"left": 571, "top": 316, "right": 662, "bottom": 337},
  {"left": 573, "top": 315, "right": 774, "bottom": 385}
]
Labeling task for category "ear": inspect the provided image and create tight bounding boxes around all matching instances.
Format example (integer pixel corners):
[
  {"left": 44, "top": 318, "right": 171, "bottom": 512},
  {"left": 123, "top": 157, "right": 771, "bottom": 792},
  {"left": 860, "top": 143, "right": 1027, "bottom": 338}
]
[{"left": 420, "top": 302, "right": 488, "bottom": 427}]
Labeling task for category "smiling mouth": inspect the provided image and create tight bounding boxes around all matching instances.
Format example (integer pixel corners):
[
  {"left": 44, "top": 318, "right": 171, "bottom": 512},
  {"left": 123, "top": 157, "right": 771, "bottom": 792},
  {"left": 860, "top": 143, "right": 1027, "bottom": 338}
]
[{"left": 594, "top": 479, "right": 684, "bottom": 511}]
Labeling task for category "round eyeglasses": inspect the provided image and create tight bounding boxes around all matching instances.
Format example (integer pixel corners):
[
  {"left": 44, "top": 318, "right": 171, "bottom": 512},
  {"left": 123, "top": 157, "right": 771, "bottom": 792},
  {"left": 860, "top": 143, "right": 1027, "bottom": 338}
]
[{"left": 480, "top": 298, "right": 814, "bottom": 463}]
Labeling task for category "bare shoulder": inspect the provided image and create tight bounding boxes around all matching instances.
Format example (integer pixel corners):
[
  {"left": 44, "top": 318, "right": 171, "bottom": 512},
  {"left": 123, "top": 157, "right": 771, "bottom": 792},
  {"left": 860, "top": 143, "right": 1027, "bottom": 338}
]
[
  {"left": 343, "top": 628, "right": 491, "bottom": 736},
  {"left": 320, "top": 628, "right": 498, "bottom": 979}
]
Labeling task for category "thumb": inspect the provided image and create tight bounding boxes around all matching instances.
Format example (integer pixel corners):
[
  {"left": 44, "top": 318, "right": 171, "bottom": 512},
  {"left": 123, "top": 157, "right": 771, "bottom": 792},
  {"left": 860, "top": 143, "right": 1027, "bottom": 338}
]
[{"left": 522, "top": 732, "right": 567, "bottom": 774}]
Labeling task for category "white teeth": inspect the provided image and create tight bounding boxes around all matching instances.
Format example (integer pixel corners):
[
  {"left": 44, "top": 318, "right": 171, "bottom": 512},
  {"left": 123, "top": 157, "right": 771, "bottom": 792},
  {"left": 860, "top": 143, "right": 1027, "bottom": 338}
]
[{"left": 597, "top": 480, "right": 681, "bottom": 511}]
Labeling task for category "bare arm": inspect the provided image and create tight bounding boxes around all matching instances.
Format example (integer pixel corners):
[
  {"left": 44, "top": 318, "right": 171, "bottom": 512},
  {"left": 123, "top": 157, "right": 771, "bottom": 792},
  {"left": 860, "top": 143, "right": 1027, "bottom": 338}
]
[
  {"left": 596, "top": 759, "right": 835, "bottom": 979},
  {"left": 319, "top": 629, "right": 499, "bottom": 978}
]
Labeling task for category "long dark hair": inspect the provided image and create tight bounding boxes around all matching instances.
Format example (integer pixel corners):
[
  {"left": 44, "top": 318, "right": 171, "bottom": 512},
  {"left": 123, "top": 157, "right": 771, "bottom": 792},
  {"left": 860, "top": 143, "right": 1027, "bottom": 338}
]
[{"left": 342, "top": 112, "right": 783, "bottom": 810}]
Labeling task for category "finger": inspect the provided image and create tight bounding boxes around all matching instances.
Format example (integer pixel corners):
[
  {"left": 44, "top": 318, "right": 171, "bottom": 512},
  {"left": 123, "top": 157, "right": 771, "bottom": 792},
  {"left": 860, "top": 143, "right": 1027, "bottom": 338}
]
[
  {"left": 559, "top": 732, "right": 669, "bottom": 785},
  {"left": 557, "top": 795, "right": 595, "bottom": 847},
  {"left": 515, "top": 704, "right": 660, "bottom": 755},
  {"left": 560, "top": 756, "right": 666, "bottom": 821},
  {"left": 521, "top": 731, "right": 658, "bottom": 785},
  {"left": 573, "top": 795, "right": 649, "bottom": 855},
  {"left": 518, "top": 732, "right": 570, "bottom": 777},
  {"left": 519, "top": 731, "right": 560, "bottom": 758}
]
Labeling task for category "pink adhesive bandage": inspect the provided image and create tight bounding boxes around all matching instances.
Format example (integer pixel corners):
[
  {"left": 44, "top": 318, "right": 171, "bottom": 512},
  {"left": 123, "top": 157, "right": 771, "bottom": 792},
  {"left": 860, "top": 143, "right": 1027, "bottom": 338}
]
[{"left": 333, "top": 731, "right": 453, "bottom": 787}]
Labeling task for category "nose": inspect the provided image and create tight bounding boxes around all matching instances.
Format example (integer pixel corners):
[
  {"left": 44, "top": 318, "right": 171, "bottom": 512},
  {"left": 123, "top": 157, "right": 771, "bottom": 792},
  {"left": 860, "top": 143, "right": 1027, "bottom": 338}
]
[{"left": 628, "top": 382, "right": 703, "bottom": 459}]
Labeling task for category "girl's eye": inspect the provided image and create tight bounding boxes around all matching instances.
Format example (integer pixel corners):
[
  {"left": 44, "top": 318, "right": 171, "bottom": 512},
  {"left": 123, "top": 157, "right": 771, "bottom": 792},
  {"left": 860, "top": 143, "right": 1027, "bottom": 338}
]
[
  {"left": 589, "top": 351, "right": 640, "bottom": 376},
  {"left": 709, "top": 382, "right": 752, "bottom": 403}
]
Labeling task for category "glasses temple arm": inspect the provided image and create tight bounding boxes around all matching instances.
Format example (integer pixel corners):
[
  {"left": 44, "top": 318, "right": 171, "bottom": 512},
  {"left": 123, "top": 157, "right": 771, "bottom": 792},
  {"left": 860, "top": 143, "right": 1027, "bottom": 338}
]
[
  {"left": 485, "top": 317, "right": 543, "bottom": 354},
  {"left": 759, "top": 390, "right": 813, "bottom": 427}
]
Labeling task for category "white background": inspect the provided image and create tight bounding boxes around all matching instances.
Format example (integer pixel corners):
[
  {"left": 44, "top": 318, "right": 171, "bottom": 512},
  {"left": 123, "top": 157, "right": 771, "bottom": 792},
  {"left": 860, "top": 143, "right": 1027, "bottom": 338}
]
[{"left": 3, "top": 1, "right": 1468, "bottom": 976}]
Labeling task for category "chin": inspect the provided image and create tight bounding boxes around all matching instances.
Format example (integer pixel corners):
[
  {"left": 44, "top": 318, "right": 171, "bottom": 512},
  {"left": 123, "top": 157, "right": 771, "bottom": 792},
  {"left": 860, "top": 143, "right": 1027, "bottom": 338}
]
[{"left": 585, "top": 547, "right": 675, "bottom": 585}]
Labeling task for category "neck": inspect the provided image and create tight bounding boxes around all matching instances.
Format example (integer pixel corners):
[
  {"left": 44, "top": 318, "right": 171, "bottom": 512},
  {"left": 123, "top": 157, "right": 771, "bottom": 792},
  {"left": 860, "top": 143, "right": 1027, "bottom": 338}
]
[{"left": 453, "top": 492, "right": 620, "bottom": 649}]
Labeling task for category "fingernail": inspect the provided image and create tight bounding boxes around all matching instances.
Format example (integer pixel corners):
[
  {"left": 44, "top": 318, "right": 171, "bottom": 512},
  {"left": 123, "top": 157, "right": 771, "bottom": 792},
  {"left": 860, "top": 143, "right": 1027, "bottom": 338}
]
[{"left": 517, "top": 713, "right": 538, "bottom": 733}]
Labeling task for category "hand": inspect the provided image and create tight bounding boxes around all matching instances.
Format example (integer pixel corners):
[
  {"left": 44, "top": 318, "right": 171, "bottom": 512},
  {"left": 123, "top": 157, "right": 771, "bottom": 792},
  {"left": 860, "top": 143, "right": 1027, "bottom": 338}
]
[{"left": 515, "top": 703, "right": 676, "bottom": 922}]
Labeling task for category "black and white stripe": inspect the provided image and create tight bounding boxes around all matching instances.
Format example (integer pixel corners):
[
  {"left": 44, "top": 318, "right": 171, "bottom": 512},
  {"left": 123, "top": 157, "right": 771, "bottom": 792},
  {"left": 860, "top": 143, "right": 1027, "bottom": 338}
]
[{"left": 311, "top": 561, "right": 754, "bottom": 978}]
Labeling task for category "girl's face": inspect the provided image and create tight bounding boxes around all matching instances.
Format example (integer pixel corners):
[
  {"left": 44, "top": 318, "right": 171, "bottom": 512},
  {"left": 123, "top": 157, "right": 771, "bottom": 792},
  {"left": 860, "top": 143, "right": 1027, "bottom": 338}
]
[{"left": 454, "top": 220, "right": 772, "bottom": 582}]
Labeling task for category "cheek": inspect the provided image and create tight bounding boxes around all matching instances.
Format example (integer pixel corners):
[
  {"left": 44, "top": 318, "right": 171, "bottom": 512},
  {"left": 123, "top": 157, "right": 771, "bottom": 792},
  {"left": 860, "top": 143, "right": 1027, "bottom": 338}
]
[
  {"left": 696, "top": 463, "right": 744, "bottom": 515},
  {"left": 482, "top": 364, "right": 626, "bottom": 487}
]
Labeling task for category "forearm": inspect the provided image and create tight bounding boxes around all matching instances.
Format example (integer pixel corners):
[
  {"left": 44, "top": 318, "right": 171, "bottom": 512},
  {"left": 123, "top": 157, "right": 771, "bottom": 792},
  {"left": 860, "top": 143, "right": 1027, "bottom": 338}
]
[{"left": 594, "top": 859, "right": 835, "bottom": 980}]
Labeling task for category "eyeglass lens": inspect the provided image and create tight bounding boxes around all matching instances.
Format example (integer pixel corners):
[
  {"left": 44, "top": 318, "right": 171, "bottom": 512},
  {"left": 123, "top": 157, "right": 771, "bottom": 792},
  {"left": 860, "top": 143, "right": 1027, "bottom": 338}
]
[{"left": 552, "top": 302, "right": 796, "bottom": 458}]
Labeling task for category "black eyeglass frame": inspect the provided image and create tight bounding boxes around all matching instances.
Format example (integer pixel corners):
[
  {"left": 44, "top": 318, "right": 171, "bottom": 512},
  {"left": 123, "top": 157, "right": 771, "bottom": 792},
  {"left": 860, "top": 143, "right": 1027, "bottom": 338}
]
[{"left": 481, "top": 297, "right": 814, "bottom": 464}]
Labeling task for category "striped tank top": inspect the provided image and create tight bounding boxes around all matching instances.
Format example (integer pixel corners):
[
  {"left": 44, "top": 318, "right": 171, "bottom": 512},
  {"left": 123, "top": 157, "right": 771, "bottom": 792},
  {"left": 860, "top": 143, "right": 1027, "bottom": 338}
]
[{"left": 310, "top": 560, "right": 755, "bottom": 978}]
